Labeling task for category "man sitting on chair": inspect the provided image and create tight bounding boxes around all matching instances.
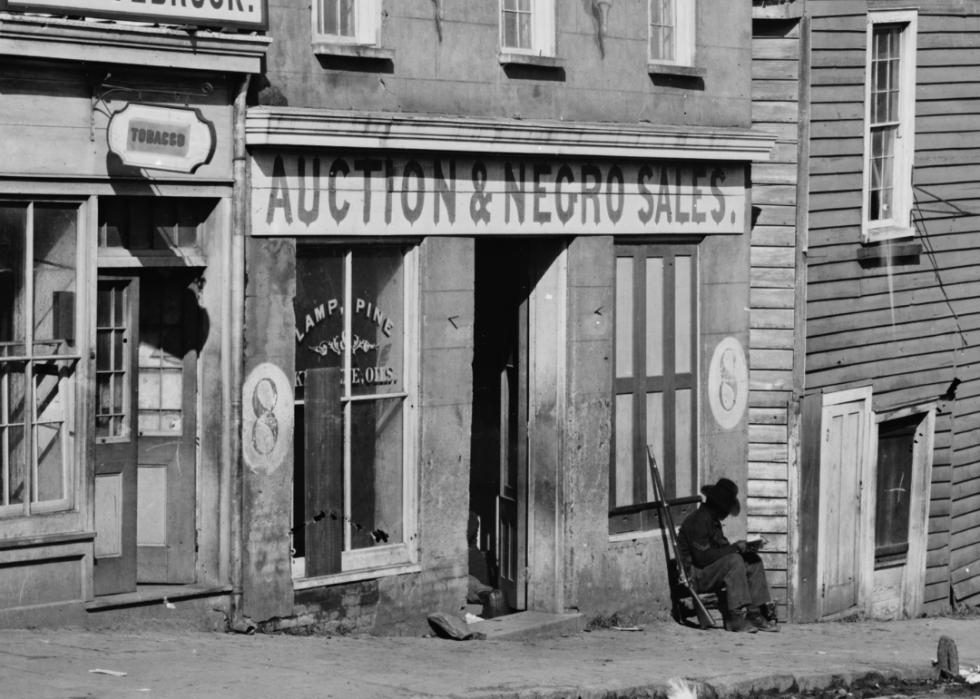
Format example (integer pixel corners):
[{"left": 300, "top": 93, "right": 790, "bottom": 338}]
[{"left": 677, "top": 477, "right": 778, "bottom": 633}]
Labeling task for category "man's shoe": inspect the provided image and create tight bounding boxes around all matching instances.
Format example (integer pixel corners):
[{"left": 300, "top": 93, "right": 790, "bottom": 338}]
[
  {"left": 724, "top": 611, "right": 758, "bottom": 633},
  {"left": 748, "top": 612, "right": 779, "bottom": 632}
]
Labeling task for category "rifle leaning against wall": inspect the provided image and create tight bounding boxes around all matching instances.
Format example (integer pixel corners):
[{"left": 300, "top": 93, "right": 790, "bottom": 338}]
[{"left": 647, "top": 445, "right": 715, "bottom": 630}]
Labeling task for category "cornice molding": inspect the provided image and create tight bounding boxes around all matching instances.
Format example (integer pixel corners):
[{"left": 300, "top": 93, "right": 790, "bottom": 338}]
[
  {"left": 246, "top": 109, "right": 776, "bottom": 162},
  {"left": 0, "top": 13, "right": 270, "bottom": 73}
]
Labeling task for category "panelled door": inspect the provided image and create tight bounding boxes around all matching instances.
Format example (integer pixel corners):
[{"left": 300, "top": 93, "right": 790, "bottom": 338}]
[
  {"left": 94, "top": 270, "right": 199, "bottom": 595},
  {"left": 497, "top": 272, "right": 529, "bottom": 612},
  {"left": 817, "top": 389, "right": 873, "bottom": 619}
]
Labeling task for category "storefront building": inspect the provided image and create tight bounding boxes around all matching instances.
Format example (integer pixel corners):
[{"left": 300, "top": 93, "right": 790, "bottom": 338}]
[
  {"left": 0, "top": 8, "right": 268, "bottom": 626},
  {"left": 241, "top": 112, "right": 775, "bottom": 630}
]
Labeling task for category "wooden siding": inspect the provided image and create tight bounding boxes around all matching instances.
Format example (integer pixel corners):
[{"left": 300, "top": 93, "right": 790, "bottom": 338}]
[
  {"left": 804, "top": 3, "right": 980, "bottom": 613},
  {"left": 749, "top": 17, "right": 803, "bottom": 622}
]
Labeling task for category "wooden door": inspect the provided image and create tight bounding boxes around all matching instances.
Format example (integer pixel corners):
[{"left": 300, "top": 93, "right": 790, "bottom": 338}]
[
  {"left": 817, "top": 397, "right": 871, "bottom": 618},
  {"left": 497, "top": 289, "right": 529, "bottom": 611},
  {"left": 94, "top": 276, "right": 139, "bottom": 596},
  {"left": 135, "top": 271, "right": 199, "bottom": 583}
]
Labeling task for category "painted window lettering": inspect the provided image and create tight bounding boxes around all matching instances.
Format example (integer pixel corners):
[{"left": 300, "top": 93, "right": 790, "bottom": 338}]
[{"left": 259, "top": 154, "right": 741, "bottom": 235}]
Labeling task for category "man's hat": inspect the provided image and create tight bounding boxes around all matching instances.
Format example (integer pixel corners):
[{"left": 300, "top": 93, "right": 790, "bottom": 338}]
[{"left": 701, "top": 478, "right": 740, "bottom": 517}]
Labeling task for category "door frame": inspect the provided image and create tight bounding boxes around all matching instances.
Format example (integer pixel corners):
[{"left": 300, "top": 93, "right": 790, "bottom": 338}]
[
  {"left": 816, "top": 385, "right": 875, "bottom": 620},
  {"left": 870, "top": 402, "right": 935, "bottom": 619}
]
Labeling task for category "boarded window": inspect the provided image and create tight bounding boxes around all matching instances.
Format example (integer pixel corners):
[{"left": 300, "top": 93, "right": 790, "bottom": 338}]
[{"left": 610, "top": 244, "right": 699, "bottom": 534}]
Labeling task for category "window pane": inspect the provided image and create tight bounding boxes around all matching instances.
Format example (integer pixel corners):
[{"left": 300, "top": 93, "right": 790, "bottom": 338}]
[
  {"left": 674, "top": 387, "right": 693, "bottom": 498},
  {"left": 295, "top": 248, "right": 345, "bottom": 403},
  {"left": 0, "top": 205, "right": 27, "bottom": 358},
  {"left": 321, "top": 0, "right": 338, "bottom": 35},
  {"left": 35, "top": 421, "right": 64, "bottom": 503},
  {"left": 615, "top": 257, "right": 633, "bottom": 379},
  {"left": 645, "top": 257, "right": 664, "bottom": 377},
  {"left": 614, "top": 393, "right": 633, "bottom": 508},
  {"left": 339, "top": 0, "right": 355, "bottom": 37},
  {"left": 352, "top": 247, "right": 405, "bottom": 397},
  {"left": 3, "top": 424, "right": 27, "bottom": 506},
  {"left": 518, "top": 9, "right": 531, "bottom": 49},
  {"left": 674, "top": 255, "right": 692, "bottom": 375},
  {"left": 350, "top": 397, "right": 404, "bottom": 549},
  {"left": 33, "top": 205, "right": 77, "bottom": 356},
  {"left": 504, "top": 11, "right": 518, "bottom": 48},
  {"left": 646, "top": 391, "right": 664, "bottom": 502}
]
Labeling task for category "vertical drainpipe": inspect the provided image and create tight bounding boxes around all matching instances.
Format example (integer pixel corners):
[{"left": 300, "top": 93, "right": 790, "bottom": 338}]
[{"left": 228, "top": 73, "right": 252, "bottom": 632}]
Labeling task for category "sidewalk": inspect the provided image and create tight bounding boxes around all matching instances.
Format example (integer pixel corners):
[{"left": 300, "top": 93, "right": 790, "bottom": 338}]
[{"left": 1, "top": 616, "right": 976, "bottom": 699}]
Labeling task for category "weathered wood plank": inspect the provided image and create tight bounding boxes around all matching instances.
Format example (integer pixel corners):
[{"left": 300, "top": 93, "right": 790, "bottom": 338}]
[
  {"left": 753, "top": 162, "right": 798, "bottom": 185},
  {"left": 752, "top": 79, "right": 800, "bottom": 102},
  {"left": 750, "top": 423, "right": 788, "bottom": 445},
  {"left": 750, "top": 307, "right": 795, "bottom": 329},
  {"left": 753, "top": 59, "right": 800, "bottom": 80},
  {"left": 749, "top": 390, "right": 792, "bottom": 408},
  {"left": 750, "top": 287, "right": 795, "bottom": 309},
  {"left": 751, "top": 225, "right": 796, "bottom": 247},
  {"left": 809, "top": 175, "right": 864, "bottom": 197},
  {"left": 750, "top": 407, "right": 788, "bottom": 425},
  {"left": 752, "top": 101, "right": 800, "bottom": 124},
  {"left": 751, "top": 267, "right": 796, "bottom": 288},
  {"left": 748, "top": 515, "right": 788, "bottom": 533},
  {"left": 754, "top": 204, "right": 797, "bottom": 227},
  {"left": 751, "top": 247, "right": 796, "bottom": 268},
  {"left": 753, "top": 39, "right": 801, "bottom": 61},
  {"left": 751, "top": 348, "right": 794, "bottom": 371},
  {"left": 749, "top": 463, "right": 789, "bottom": 482},
  {"left": 750, "top": 328, "right": 795, "bottom": 349},
  {"left": 811, "top": 102, "right": 865, "bottom": 122},
  {"left": 750, "top": 369, "right": 793, "bottom": 393}
]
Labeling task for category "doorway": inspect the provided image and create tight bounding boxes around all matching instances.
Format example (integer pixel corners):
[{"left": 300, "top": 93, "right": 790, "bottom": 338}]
[
  {"left": 93, "top": 269, "right": 201, "bottom": 596},
  {"left": 469, "top": 239, "right": 566, "bottom": 613}
]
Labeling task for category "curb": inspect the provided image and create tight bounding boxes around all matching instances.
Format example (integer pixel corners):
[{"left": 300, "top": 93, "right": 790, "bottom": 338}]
[{"left": 451, "top": 663, "right": 939, "bottom": 699}]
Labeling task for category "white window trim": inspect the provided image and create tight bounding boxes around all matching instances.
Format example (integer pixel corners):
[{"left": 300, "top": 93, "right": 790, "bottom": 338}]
[
  {"left": 499, "top": 0, "right": 556, "bottom": 58},
  {"left": 291, "top": 244, "right": 420, "bottom": 584},
  {"left": 648, "top": 0, "right": 696, "bottom": 68},
  {"left": 861, "top": 10, "right": 917, "bottom": 244},
  {"left": 312, "top": 0, "right": 381, "bottom": 46}
]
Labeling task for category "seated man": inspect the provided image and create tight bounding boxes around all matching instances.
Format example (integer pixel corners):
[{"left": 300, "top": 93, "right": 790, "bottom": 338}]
[{"left": 677, "top": 478, "right": 778, "bottom": 633}]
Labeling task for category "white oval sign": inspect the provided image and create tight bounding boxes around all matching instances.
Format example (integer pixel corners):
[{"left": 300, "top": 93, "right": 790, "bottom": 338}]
[
  {"left": 242, "top": 362, "right": 294, "bottom": 474},
  {"left": 107, "top": 104, "right": 215, "bottom": 174},
  {"left": 708, "top": 336, "right": 748, "bottom": 430}
]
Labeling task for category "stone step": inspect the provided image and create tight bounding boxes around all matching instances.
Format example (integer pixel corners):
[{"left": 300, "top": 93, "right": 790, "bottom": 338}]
[{"left": 468, "top": 611, "right": 586, "bottom": 641}]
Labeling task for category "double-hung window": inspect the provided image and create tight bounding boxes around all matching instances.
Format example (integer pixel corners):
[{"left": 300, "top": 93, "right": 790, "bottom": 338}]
[
  {"left": 610, "top": 244, "right": 698, "bottom": 534},
  {"left": 313, "top": 0, "right": 381, "bottom": 47},
  {"left": 863, "top": 12, "right": 917, "bottom": 243},
  {"left": 649, "top": 0, "right": 695, "bottom": 68},
  {"left": 292, "top": 244, "right": 418, "bottom": 583},
  {"left": 500, "top": 0, "right": 555, "bottom": 58},
  {"left": 0, "top": 202, "right": 81, "bottom": 517}
]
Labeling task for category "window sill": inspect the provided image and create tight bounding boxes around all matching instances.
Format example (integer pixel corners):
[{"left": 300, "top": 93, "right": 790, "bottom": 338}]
[
  {"left": 0, "top": 530, "right": 94, "bottom": 550},
  {"left": 857, "top": 240, "right": 922, "bottom": 261},
  {"left": 860, "top": 225, "right": 915, "bottom": 245},
  {"left": 312, "top": 42, "right": 395, "bottom": 60},
  {"left": 499, "top": 52, "right": 562, "bottom": 69},
  {"left": 647, "top": 62, "right": 706, "bottom": 79},
  {"left": 292, "top": 562, "right": 421, "bottom": 590},
  {"left": 609, "top": 527, "right": 671, "bottom": 544}
]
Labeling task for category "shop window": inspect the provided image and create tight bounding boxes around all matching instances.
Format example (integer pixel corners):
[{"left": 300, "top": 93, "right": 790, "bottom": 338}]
[
  {"left": 649, "top": 0, "right": 695, "bottom": 67},
  {"left": 500, "top": 0, "right": 555, "bottom": 57},
  {"left": 0, "top": 202, "right": 80, "bottom": 517},
  {"left": 610, "top": 244, "right": 698, "bottom": 534},
  {"left": 292, "top": 244, "right": 418, "bottom": 582},
  {"left": 313, "top": 0, "right": 382, "bottom": 47},
  {"left": 862, "top": 11, "right": 917, "bottom": 243},
  {"left": 98, "top": 197, "right": 212, "bottom": 253}
]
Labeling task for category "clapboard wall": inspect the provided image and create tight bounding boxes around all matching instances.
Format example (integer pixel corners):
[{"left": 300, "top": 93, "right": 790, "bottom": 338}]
[
  {"left": 804, "top": 0, "right": 980, "bottom": 613},
  {"left": 748, "top": 9, "right": 806, "bottom": 622}
]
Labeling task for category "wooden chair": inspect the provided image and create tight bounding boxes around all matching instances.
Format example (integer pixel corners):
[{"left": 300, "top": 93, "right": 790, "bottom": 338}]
[{"left": 667, "top": 558, "right": 726, "bottom": 628}]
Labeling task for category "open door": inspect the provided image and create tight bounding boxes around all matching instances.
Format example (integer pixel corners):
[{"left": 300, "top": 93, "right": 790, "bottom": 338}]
[
  {"left": 471, "top": 241, "right": 529, "bottom": 612},
  {"left": 94, "top": 270, "right": 200, "bottom": 594},
  {"left": 817, "top": 387, "right": 873, "bottom": 619}
]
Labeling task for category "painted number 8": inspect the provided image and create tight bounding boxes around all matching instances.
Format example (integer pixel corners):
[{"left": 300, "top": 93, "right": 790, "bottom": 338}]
[{"left": 251, "top": 378, "right": 279, "bottom": 456}]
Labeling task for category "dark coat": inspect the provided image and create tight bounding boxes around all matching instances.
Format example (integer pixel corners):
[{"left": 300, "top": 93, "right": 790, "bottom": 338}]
[{"left": 677, "top": 503, "right": 738, "bottom": 577}]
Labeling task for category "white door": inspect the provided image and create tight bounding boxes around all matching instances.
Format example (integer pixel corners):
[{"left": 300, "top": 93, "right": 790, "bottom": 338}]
[{"left": 817, "top": 387, "right": 873, "bottom": 619}]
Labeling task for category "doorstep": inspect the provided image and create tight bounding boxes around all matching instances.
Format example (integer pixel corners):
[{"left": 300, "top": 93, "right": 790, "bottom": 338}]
[
  {"left": 86, "top": 583, "right": 232, "bottom": 611},
  {"left": 468, "top": 610, "right": 586, "bottom": 641}
]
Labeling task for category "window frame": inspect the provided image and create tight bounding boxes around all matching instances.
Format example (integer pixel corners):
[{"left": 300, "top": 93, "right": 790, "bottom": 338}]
[
  {"left": 861, "top": 10, "right": 917, "bottom": 244},
  {"left": 609, "top": 242, "right": 699, "bottom": 535},
  {"left": 499, "top": 0, "right": 555, "bottom": 58},
  {"left": 312, "top": 0, "right": 381, "bottom": 47},
  {"left": 648, "top": 0, "right": 695, "bottom": 68},
  {"left": 291, "top": 241, "right": 420, "bottom": 587},
  {"left": 0, "top": 199, "right": 84, "bottom": 519}
]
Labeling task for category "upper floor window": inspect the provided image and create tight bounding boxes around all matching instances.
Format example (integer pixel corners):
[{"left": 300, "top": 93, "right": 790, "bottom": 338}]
[
  {"left": 0, "top": 201, "right": 81, "bottom": 518},
  {"left": 314, "top": 0, "right": 380, "bottom": 45},
  {"left": 500, "top": 0, "right": 555, "bottom": 57},
  {"left": 863, "top": 12, "right": 917, "bottom": 243},
  {"left": 649, "top": 0, "right": 695, "bottom": 66}
]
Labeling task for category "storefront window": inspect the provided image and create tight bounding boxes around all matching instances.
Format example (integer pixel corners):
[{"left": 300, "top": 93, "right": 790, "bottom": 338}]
[
  {"left": 293, "top": 244, "right": 417, "bottom": 579},
  {"left": 0, "top": 202, "right": 79, "bottom": 516},
  {"left": 610, "top": 243, "right": 698, "bottom": 534}
]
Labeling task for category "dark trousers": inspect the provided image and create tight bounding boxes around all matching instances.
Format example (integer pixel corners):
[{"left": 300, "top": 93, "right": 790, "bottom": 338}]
[{"left": 692, "top": 552, "right": 771, "bottom": 613}]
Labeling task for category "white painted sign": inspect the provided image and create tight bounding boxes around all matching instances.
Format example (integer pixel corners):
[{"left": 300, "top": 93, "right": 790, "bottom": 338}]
[
  {"left": 6, "top": 0, "right": 266, "bottom": 29},
  {"left": 708, "top": 337, "right": 749, "bottom": 430},
  {"left": 107, "top": 105, "right": 216, "bottom": 174},
  {"left": 242, "top": 363, "right": 293, "bottom": 474},
  {"left": 251, "top": 152, "right": 746, "bottom": 237}
]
